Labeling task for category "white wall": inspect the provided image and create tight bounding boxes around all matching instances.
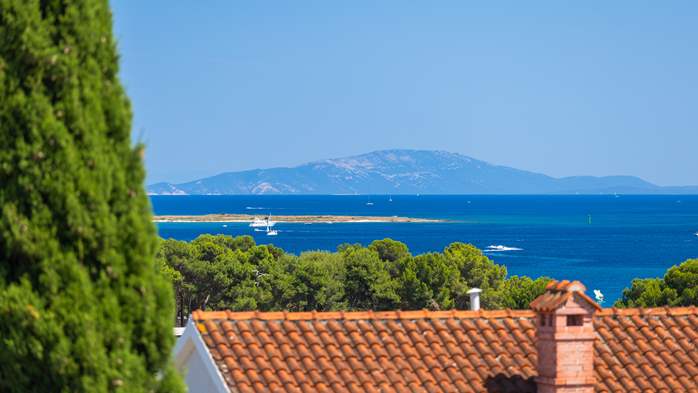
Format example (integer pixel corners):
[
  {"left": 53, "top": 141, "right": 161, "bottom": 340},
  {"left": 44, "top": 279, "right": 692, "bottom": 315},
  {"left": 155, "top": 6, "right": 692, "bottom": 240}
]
[
  {"left": 174, "top": 319, "right": 229, "bottom": 393},
  {"left": 181, "top": 350, "right": 224, "bottom": 393}
]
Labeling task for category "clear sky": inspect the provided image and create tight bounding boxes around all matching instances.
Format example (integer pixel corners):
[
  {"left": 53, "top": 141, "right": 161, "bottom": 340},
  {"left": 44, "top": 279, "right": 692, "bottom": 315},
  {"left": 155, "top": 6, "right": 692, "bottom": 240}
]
[{"left": 112, "top": 1, "right": 698, "bottom": 186}]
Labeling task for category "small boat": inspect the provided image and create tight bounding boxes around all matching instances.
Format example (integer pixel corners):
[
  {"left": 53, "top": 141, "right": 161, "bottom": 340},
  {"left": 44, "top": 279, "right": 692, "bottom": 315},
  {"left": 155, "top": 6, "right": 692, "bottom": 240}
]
[
  {"left": 266, "top": 225, "right": 278, "bottom": 236},
  {"left": 250, "top": 214, "right": 275, "bottom": 228},
  {"left": 388, "top": 196, "right": 393, "bottom": 202},
  {"left": 485, "top": 245, "right": 523, "bottom": 252},
  {"left": 695, "top": 232, "right": 698, "bottom": 237},
  {"left": 249, "top": 217, "right": 267, "bottom": 227},
  {"left": 366, "top": 196, "right": 374, "bottom": 206}
]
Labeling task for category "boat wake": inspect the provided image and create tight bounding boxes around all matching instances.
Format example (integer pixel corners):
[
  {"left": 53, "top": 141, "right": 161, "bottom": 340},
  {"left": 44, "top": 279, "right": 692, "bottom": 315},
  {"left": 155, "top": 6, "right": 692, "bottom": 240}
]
[
  {"left": 485, "top": 245, "right": 523, "bottom": 252},
  {"left": 246, "top": 206, "right": 266, "bottom": 210}
]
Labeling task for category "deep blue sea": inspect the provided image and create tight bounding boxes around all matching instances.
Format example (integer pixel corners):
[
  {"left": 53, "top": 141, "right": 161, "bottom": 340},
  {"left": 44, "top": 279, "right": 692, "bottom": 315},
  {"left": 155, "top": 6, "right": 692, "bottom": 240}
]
[{"left": 152, "top": 195, "right": 698, "bottom": 303}]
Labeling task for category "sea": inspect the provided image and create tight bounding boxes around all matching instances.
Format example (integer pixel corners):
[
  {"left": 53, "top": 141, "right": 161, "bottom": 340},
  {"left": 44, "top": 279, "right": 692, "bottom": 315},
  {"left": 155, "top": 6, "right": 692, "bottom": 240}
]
[{"left": 152, "top": 195, "right": 698, "bottom": 303}]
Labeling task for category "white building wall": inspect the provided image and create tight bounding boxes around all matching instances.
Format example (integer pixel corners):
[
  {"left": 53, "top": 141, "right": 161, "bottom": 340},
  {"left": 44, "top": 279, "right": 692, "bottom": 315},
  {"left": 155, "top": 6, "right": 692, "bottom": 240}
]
[
  {"left": 174, "top": 319, "right": 229, "bottom": 393},
  {"left": 181, "top": 349, "right": 224, "bottom": 393}
]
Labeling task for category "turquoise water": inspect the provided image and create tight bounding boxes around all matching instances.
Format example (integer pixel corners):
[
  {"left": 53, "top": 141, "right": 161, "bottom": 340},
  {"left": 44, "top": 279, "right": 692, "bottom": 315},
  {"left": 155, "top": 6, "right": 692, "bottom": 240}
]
[{"left": 152, "top": 195, "right": 698, "bottom": 302}]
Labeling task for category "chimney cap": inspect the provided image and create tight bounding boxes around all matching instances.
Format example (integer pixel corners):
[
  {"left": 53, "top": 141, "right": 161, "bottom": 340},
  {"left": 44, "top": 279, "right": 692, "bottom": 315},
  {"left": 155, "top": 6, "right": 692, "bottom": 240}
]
[
  {"left": 466, "top": 288, "right": 482, "bottom": 294},
  {"left": 545, "top": 279, "right": 586, "bottom": 293},
  {"left": 531, "top": 280, "right": 601, "bottom": 312}
]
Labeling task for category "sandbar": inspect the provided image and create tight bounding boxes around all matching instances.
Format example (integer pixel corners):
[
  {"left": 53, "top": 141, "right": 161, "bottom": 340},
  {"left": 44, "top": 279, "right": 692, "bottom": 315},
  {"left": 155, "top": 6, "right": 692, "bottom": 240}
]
[{"left": 153, "top": 214, "right": 444, "bottom": 224}]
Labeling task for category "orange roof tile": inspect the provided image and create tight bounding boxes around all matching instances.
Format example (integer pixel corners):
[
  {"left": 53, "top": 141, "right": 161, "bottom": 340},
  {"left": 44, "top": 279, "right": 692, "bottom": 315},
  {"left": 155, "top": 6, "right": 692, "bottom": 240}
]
[{"left": 191, "top": 307, "right": 698, "bottom": 392}]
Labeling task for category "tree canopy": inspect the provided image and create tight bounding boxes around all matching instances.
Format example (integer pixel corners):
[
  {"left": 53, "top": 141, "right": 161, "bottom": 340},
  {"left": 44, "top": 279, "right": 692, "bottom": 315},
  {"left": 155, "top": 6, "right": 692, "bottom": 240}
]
[
  {"left": 0, "top": 1, "right": 181, "bottom": 391},
  {"left": 615, "top": 258, "right": 698, "bottom": 307},
  {"left": 158, "top": 235, "right": 552, "bottom": 323}
]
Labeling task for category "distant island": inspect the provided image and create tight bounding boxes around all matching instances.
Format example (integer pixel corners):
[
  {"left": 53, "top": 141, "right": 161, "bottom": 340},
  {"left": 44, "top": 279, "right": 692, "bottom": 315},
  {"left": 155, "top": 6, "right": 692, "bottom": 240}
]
[
  {"left": 148, "top": 149, "right": 698, "bottom": 195},
  {"left": 153, "top": 214, "right": 444, "bottom": 224}
]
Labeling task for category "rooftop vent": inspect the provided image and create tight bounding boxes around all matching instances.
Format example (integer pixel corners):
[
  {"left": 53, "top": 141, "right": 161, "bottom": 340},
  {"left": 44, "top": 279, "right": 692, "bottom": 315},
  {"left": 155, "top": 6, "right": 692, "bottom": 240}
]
[{"left": 466, "top": 288, "right": 482, "bottom": 311}]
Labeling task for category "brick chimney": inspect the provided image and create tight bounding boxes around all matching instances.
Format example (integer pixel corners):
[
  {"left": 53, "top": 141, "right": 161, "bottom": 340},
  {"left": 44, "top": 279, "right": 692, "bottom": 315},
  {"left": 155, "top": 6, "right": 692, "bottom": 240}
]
[{"left": 530, "top": 280, "right": 601, "bottom": 393}]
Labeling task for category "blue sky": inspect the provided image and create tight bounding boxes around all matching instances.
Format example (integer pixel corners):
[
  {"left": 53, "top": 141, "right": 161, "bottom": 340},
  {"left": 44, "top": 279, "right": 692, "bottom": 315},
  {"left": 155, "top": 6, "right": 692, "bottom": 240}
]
[{"left": 112, "top": 1, "right": 698, "bottom": 186}]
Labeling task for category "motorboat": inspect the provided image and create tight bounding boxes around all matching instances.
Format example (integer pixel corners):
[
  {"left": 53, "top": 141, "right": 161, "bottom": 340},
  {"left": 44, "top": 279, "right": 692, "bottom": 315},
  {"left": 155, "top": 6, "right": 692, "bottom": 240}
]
[
  {"left": 250, "top": 214, "right": 276, "bottom": 228},
  {"left": 249, "top": 217, "right": 267, "bottom": 227},
  {"left": 485, "top": 245, "right": 523, "bottom": 252}
]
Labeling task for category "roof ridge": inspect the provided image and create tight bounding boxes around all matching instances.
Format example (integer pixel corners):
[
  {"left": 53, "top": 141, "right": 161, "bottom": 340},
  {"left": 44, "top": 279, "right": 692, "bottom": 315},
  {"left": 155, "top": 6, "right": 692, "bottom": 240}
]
[
  {"left": 192, "top": 309, "right": 537, "bottom": 321},
  {"left": 191, "top": 306, "right": 698, "bottom": 322},
  {"left": 596, "top": 306, "right": 698, "bottom": 316}
]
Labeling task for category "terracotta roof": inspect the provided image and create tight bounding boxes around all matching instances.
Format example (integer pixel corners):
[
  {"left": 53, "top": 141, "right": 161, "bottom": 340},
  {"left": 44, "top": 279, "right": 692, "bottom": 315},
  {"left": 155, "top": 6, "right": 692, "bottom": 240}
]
[
  {"left": 191, "top": 307, "right": 698, "bottom": 393},
  {"left": 530, "top": 280, "right": 602, "bottom": 312}
]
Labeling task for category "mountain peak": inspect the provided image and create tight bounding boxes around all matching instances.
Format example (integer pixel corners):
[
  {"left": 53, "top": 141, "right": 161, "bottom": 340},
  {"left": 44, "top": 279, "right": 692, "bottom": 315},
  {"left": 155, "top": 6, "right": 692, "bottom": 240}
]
[{"left": 340, "top": 149, "right": 476, "bottom": 162}]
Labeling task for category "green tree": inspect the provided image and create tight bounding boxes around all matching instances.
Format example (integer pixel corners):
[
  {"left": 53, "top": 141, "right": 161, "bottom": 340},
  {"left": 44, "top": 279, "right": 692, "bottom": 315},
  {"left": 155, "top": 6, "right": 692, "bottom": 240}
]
[
  {"left": 156, "top": 239, "right": 195, "bottom": 326},
  {"left": 443, "top": 243, "right": 507, "bottom": 308},
  {"left": 497, "top": 276, "right": 552, "bottom": 310},
  {"left": 342, "top": 245, "right": 400, "bottom": 310},
  {"left": 157, "top": 235, "right": 560, "bottom": 314},
  {"left": 281, "top": 251, "right": 346, "bottom": 311},
  {"left": 398, "top": 253, "right": 460, "bottom": 310},
  {"left": 369, "top": 238, "right": 410, "bottom": 262},
  {"left": 664, "top": 259, "right": 698, "bottom": 305},
  {"left": 398, "top": 261, "right": 432, "bottom": 310},
  {"left": 0, "top": 1, "right": 182, "bottom": 391},
  {"left": 615, "top": 259, "right": 697, "bottom": 307}
]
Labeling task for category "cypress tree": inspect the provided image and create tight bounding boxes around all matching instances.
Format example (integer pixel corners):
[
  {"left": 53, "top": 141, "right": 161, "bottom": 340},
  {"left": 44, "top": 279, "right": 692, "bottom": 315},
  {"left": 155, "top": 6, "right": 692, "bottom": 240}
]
[{"left": 0, "top": 1, "right": 183, "bottom": 391}]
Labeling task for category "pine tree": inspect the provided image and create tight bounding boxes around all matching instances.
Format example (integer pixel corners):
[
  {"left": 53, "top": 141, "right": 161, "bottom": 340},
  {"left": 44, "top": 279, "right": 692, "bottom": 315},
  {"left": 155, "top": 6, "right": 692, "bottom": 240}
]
[{"left": 0, "top": 1, "right": 183, "bottom": 391}]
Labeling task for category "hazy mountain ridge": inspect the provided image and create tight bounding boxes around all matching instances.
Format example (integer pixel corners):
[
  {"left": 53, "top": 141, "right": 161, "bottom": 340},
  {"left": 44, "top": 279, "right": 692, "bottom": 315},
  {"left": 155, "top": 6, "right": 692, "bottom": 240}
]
[{"left": 148, "top": 150, "right": 698, "bottom": 195}]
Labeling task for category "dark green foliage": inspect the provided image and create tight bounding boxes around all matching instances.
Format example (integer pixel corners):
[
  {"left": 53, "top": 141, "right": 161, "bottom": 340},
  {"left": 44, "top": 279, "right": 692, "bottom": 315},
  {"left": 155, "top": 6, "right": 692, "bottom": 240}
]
[
  {"left": 615, "top": 258, "right": 698, "bottom": 307},
  {"left": 398, "top": 253, "right": 460, "bottom": 310},
  {"left": 341, "top": 245, "right": 400, "bottom": 310},
  {"left": 160, "top": 235, "right": 554, "bottom": 320},
  {"left": 497, "top": 276, "right": 552, "bottom": 310},
  {"left": 282, "top": 251, "right": 346, "bottom": 311},
  {"left": 0, "top": 1, "right": 182, "bottom": 391},
  {"left": 442, "top": 243, "right": 507, "bottom": 309},
  {"left": 369, "top": 238, "right": 411, "bottom": 263}
]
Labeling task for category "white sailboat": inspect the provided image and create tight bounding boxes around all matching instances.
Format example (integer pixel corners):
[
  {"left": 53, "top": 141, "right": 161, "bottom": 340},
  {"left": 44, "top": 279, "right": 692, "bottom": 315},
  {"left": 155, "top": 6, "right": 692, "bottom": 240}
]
[
  {"left": 593, "top": 289, "right": 604, "bottom": 305},
  {"left": 388, "top": 195, "right": 393, "bottom": 202},
  {"left": 366, "top": 196, "right": 374, "bottom": 206},
  {"left": 266, "top": 224, "right": 278, "bottom": 236}
]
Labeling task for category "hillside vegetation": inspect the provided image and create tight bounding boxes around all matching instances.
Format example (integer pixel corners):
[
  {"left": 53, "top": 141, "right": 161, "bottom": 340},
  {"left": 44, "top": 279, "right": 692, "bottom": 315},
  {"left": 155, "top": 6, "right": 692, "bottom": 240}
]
[
  {"left": 159, "top": 235, "right": 698, "bottom": 324},
  {"left": 158, "top": 235, "right": 551, "bottom": 325},
  {"left": 614, "top": 258, "right": 698, "bottom": 307}
]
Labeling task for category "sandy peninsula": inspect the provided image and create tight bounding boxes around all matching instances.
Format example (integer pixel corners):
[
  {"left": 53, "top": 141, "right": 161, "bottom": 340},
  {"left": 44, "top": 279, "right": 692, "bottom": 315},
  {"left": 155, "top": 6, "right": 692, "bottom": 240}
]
[{"left": 152, "top": 214, "right": 444, "bottom": 224}]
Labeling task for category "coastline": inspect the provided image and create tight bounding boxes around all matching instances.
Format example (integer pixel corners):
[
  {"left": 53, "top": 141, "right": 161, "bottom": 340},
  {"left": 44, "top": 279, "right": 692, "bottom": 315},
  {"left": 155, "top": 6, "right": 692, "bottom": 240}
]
[{"left": 152, "top": 214, "right": 445, "bottom": 224}]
